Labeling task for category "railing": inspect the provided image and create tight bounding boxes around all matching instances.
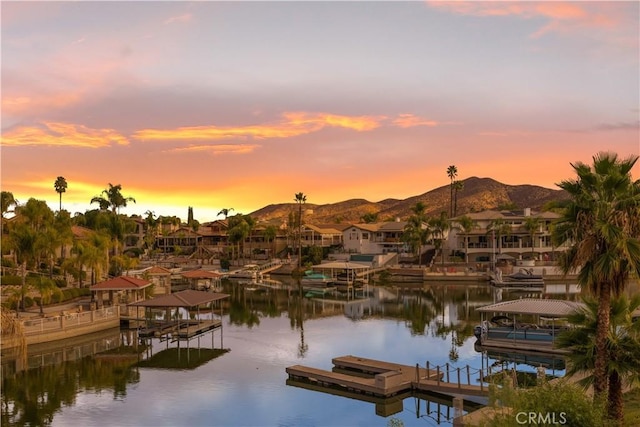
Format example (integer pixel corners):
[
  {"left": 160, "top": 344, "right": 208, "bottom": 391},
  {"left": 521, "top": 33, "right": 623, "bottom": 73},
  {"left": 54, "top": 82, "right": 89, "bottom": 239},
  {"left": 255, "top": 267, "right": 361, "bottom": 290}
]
[{"left": 21, "top": 306, "right": 120, "bottom": 336}]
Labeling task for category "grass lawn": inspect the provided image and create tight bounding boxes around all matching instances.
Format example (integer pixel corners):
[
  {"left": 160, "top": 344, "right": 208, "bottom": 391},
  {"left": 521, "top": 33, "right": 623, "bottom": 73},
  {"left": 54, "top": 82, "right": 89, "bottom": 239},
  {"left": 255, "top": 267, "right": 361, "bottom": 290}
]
[{"left": 624, "top": 387, "right": 640, "bottom": 427}]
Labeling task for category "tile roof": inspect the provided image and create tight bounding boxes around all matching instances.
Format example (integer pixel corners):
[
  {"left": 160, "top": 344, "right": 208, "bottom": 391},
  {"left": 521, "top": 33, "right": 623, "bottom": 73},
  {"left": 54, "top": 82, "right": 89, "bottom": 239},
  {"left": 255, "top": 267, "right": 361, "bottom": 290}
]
[
  {"left": 146, "top": 266, "right": 172, "bottom": 275},
  {"left": 91, "top": 276, "right": 152, "bottom": 291}
]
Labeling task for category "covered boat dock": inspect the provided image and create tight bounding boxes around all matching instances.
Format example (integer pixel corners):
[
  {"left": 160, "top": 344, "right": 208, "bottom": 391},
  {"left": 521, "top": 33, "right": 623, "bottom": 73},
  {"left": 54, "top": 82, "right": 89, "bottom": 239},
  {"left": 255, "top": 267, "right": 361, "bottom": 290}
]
[
  {"left": 129, "top": 290, "right": 229, "bottom": 345},
  {"left": 475, "top": 298, "right": 583, "bottom": 354}
]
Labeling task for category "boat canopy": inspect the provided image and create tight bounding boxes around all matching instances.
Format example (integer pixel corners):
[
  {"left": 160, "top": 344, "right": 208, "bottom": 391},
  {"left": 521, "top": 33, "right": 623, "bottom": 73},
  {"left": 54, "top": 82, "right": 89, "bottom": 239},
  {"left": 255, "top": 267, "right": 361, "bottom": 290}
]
[{"left": 476, "top": 298, "right": 584, "bottom": 317}]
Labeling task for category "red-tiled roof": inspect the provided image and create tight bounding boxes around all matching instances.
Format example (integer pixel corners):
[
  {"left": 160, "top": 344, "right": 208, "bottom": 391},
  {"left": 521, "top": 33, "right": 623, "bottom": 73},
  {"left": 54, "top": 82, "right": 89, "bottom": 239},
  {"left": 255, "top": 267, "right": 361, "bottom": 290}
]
[
  {"left": 91, "top": 276, "right": 152, "bottom": 291},
  {"left": 181, "top": 270, "right": 222, "bottom": 279},
  {"left": 129, "top": 290, "right": 229, "bottom": 308},
  {"left": 146, "top": 266, "right": 172, "bottom": 275}
]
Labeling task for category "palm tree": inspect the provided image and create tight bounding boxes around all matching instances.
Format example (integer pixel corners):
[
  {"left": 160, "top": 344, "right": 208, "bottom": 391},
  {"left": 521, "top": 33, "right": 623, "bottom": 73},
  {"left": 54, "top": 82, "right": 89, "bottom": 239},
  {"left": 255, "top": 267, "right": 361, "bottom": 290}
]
[
  {"left": 429, "top": 211, "right": 450, "bottom": 265},
  {"left": 1, "top": 191, "right": 17, "bottom": 218},
  {"left": 453, "top": 180, "right": 464, "bottom": 217},
  {"left": 263, "top": 225, "right": 278, "bottom": 259},
  {"left": 486, "top": 218, "right": 512, "bottom": 255},
  {"left": 7, "top": 223, "right": 39, "bottom": 313},
  {"left": 454, "top": 215, "right": 476, "bottom": 263},
  {"left": 54, "top": 176, "right": 68, "bottom": 211},
  {"left": 294, "top": 192, "right": 307, "bottom": 270},
  {"left": 557, "top": 294, "right": 640, "bottom": 422},
  {"left": 403, "top": 202, "right": 429, "bottom": 267},
  {"left": 32, "top": 277, "right": 62, "bottom": 315},
  {"left": 447, "top": 165, "right": 458, "bottom": 218},
  {"left": 91, "top": 183, "right": 136, "bottom": 214},
  {"left": 217, "top": 208, "right": 234, "bottom": 219},
  {"left": 523, "top": 216, "right": 541, "bottom": 258},
  {"left": 552, "top": 152, "right": 640, "bottom": 400}
]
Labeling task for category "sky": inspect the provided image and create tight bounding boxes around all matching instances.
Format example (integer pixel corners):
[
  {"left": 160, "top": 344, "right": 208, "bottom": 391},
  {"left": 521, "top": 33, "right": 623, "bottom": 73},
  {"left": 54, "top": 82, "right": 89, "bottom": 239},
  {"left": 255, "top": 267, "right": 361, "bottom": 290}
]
[{"left": 2, "top": 1, "right": 639, "bottom": 222}]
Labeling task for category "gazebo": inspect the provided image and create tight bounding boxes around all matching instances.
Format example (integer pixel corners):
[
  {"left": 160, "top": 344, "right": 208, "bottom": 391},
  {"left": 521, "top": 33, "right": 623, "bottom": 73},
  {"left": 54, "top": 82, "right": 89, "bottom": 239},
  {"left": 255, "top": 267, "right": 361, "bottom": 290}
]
[{"left": 90, "top": 276, "right": 153, "bottom": 311}]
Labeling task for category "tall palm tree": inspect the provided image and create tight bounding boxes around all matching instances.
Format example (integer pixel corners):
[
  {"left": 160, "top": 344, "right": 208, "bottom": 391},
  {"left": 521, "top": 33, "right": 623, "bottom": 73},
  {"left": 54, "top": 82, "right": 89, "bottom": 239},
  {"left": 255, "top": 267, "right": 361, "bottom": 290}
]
[
  {"left": 294, "top": 192, "right": 307, "bottom": 270},
  {"left": 523, "top": 216, "right": 541, "bottom": 258},
  {"left": 447, "top": 165, "right": 458, "bottom": 218},
  {"left": 54, "top": 176, "right": 68, "bottom": 211},
  {"left": 552, "top": 152, "right": 640, "bottom": 400},
  {"left": 557, "top": 295, "right": 640, "bottom": 422},
  {"left": 453, "top": 180, "right": 464, "bottom": 217}
]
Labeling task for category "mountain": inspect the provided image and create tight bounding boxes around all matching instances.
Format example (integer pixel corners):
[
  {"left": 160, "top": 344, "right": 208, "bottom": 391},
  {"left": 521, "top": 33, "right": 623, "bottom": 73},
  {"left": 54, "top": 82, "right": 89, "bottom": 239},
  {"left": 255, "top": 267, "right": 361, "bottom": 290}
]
[{"left": 249, "top": 177, "right": 569, "bottom": 224}]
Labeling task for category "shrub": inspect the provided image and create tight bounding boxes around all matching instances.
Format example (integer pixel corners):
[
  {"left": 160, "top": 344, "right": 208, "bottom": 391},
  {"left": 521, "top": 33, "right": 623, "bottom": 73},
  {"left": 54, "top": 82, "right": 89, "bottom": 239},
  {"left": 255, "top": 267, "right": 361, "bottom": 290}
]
[
  {"left": 0, "top": 275, "right": 22, "bottom": 286},
  {"left": 23, "top": 296, "right": 34, "bottom": 308},
  {"left": 1, "top": 258, "right": 15, "bottom": 268},
  {"left": 483, "top": 377, "right": 606, "bottom": 427},
  {"left": 51, "top": 293, "right": 62, "bottom": 304}
]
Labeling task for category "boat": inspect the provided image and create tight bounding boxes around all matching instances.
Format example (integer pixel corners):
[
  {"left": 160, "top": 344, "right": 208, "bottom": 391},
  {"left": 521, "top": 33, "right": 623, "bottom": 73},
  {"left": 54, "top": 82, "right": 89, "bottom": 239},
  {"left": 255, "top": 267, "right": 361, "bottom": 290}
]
[
  {"left": 300, "top": 270, "right": 334, "bottom": 287},
  {"left": 490, "top": 268, "right": 544, "bottom": 287}
]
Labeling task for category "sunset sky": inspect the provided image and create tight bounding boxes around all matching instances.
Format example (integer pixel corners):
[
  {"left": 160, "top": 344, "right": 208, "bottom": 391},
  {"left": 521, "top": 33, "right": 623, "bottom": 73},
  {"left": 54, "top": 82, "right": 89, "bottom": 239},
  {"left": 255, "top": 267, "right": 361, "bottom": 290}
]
[{"left": 2, "top": 1, "right": 638, "bottom": 222}]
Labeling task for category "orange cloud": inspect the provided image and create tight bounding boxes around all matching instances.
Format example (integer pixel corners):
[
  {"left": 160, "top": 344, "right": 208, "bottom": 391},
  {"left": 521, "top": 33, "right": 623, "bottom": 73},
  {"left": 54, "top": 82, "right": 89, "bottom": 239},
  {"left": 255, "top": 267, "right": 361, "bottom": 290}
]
[
  {"left": 426, "top": 1, "right": 617, "bottom": 38},
  {"left": 165, "top": 144, "right": 260, "bottom": 155},
  {"left": 392, "top": 114, "right": 439, "bottom": 128},
  {"left": 2, "top": 122, "right": 130, "bottom": 148},
  {"left": 133, "top": 112, "right": 385, "bottom": 141},
  {"left": 164, "top": 13, "right": 192, "bottom": 25}
]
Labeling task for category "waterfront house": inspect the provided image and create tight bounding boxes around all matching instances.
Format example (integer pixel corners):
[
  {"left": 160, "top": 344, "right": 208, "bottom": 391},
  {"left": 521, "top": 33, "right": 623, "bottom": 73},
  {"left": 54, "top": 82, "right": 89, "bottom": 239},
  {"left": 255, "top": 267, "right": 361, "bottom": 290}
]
[
  {"left": 449, "top": 208, "right": 565, "bottom": 265},
  {"left": 342, "top": 220, "right": 409, "bottom": 254}
]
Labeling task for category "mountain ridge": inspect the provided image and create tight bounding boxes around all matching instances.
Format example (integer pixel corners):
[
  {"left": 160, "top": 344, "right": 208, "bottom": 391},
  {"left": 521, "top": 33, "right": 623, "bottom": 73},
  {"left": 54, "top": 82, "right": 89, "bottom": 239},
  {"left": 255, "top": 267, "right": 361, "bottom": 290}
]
[{"left": 249, "top": 177, "right": 569, "bottom": 224}]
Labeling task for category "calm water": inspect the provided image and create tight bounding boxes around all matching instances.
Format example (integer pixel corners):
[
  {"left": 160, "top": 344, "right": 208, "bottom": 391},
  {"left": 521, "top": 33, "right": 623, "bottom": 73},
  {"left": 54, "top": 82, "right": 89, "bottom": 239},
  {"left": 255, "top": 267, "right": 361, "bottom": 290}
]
[{"left": 2, "top": 280, "right": 592, "bottom": 427}]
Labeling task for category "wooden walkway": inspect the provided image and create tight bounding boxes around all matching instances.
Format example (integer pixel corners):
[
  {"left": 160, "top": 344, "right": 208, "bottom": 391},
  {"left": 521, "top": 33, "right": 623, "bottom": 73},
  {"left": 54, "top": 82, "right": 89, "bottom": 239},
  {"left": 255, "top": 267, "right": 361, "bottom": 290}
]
[{"left": 286, "top": 355, "right": 490, "bottom": 399}]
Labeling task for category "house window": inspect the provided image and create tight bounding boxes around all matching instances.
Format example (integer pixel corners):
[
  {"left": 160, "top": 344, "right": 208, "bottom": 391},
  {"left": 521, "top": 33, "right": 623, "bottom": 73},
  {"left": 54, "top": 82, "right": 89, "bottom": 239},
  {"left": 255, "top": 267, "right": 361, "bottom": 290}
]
[{"left": 362, "top": 233, "right": 369, "bottom": 240}]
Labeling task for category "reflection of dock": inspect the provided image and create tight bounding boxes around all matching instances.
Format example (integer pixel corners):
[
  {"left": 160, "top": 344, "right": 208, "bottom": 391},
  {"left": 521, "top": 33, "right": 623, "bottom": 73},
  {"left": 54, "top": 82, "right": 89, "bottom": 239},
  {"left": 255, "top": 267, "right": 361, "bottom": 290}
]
[{"left": 285, "top": 355, "right": 490, "bottom": 400}]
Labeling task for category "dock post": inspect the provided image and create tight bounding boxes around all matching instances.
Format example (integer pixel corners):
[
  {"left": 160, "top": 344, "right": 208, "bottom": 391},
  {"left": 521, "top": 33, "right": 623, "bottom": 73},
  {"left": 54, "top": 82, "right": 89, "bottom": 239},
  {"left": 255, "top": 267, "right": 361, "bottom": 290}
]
[
  {"left": 446, "top": 363, "right": 450, "bottom": 383},
  {"left": 437, "top": 366, "right": 441, "bottom": 385},
  {"left": 457, "top": 367, "right": 461, "bottom": 389},
  {"left": 467, "top": 365, "right": 471, "bottom": 385},
  {"left": 426, "top": 361, "right": 430, "bottom": 377},
  {"left": 453, "top": 397, "right": 463, "bottom": 425},
  {"left": 416, "top": 363, "right": 420, "bottom": 385}
]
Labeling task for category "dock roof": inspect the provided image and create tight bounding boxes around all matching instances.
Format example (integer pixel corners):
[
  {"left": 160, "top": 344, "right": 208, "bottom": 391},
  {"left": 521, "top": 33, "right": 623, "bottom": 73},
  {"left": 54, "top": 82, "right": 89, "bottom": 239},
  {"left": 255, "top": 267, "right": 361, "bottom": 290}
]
[
  {"left": 129, "top": 289, "right": 229, "bottom": 308},
  {"left": 180, "top": 269, "right": 223, "bottom": 279},
  {"left": 90, "top": 276, "right": 152, "bottom": 291},
  {"left": 476, "top": 298, "right": 584, "bottom": 317}
]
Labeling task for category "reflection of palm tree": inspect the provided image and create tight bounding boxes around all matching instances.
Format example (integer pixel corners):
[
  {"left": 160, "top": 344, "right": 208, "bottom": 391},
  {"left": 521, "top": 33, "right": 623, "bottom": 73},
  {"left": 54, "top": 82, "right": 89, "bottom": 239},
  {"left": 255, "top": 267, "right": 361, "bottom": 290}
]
[
  {"left": 296, "top": 286, "right": 308, "bottom": 358},
  {"left": 557, "top": 295, "right": 640, "bottom": 422}
]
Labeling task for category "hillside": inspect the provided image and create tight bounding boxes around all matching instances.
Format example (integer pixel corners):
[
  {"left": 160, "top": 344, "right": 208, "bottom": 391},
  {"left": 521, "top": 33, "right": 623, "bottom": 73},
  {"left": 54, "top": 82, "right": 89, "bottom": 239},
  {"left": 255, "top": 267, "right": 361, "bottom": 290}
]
[{"left": 249, "top": 177, "right": 569, "bottom": 224}]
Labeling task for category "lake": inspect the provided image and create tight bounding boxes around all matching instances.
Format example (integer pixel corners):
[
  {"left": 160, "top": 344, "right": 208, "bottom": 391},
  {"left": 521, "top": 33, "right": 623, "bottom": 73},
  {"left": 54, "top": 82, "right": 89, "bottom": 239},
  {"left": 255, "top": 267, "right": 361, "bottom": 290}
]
[{"left": 1, "top": 280, "right": 586, "bottom": 427}]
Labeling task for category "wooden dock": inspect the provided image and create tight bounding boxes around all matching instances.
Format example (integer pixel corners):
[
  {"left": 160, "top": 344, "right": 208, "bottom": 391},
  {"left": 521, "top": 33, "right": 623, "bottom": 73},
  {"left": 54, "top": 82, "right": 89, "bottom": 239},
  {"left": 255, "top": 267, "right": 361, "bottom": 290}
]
[
  {"left": 286, "top": 355, "right": 490, "bottom": 399},
  {"left": 175, "top": 319, "right": 222, "bottom": 339}
]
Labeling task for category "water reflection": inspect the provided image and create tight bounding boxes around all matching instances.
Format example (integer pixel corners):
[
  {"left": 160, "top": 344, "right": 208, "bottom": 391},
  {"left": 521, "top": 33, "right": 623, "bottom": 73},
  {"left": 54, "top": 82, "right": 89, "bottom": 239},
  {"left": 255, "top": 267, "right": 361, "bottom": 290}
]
[{"left": 0, "top": 279, "right": 607, "bottom": 427}]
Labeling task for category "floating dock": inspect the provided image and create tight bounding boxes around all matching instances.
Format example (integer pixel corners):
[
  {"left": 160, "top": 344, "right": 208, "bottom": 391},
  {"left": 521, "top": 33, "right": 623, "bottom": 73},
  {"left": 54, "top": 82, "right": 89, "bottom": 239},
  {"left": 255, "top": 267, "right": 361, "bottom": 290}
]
[{"left": 286, "top": 355, "right": 489, "bottom": 400}]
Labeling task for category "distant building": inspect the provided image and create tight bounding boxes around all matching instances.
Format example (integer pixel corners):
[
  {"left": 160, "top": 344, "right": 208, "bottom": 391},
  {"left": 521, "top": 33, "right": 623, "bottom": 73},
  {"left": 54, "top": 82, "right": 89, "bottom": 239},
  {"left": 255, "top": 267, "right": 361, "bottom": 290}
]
[{"left": 342, "top": 220, "right": 409, "bottom": 254}]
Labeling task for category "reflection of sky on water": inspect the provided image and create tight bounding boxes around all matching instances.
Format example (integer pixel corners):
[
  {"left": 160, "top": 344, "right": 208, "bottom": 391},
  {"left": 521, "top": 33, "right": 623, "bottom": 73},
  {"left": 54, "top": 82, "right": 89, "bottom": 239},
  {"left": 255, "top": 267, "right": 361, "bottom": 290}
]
[
  {"left": 52, "top": 313, "right": 480, "bottom": 427},
  {"left": 47, "top": 282, "right": 583, "bottom": 427}
]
